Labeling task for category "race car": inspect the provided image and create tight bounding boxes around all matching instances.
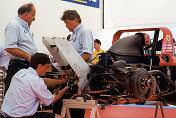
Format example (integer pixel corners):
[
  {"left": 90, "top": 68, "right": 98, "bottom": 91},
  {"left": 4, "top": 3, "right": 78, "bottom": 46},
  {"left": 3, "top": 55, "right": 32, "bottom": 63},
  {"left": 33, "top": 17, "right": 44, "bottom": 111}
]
[{"left": 43, "top": 27, "right": 176, "bottom": 105}]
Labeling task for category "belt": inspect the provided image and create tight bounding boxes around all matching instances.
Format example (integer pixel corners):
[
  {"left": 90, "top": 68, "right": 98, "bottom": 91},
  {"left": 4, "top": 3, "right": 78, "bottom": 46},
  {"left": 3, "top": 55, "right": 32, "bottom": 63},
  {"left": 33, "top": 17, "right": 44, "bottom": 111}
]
[
  {"left": 10, "top": 59, "right": 29, "bottom": 63},
  {"left": 0, "top": 113, "right": 33, "bottom": 118},
  {"left": 9, "top": 59, "right": 29, "bottom": 66},
  {"left": 10, "top": 116, "right": 33, "bottom": 118}
]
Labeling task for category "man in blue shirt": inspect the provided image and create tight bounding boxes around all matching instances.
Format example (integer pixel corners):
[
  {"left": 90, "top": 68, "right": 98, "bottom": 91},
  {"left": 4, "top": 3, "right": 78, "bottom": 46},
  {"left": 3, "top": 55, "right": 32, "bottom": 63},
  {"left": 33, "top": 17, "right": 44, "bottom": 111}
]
[
  {"left": 61, "top": 10, "right": 94, "bottom": 96},
  {"left": 61, "top": 10, "right": 94, "bottom": 63},
  {"left": 61, "top": 10, "right": 94, "bottom": 118},
  {"left": 1, "top": 53, "right": 66, "bottom": 118},
  {"left": 4, "top": 3, "right": 37, "bottom": 93}
]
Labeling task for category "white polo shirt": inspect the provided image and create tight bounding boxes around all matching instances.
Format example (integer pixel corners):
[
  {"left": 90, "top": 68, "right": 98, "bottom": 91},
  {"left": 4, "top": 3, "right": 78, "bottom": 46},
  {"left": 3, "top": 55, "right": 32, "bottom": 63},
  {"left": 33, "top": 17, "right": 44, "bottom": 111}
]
[{"left": 1, "top": 67, "right": 54, "bottom": 117}]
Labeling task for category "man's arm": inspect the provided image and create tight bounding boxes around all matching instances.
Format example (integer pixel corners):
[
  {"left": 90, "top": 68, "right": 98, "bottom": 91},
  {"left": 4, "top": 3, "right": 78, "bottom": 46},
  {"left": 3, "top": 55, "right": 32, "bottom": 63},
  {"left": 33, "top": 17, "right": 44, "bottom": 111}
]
[
  {"left": 81, "top": 53, "right": 91, "bottom": 62},
  {"left": 43, "top": 78, "right": 66, "bottom": 87},
  {"left": 5, "top": 48, "right": 31, "bottom": 62},
  {"left": 52, "top": 87, "right": 67, "bottom": 104}
]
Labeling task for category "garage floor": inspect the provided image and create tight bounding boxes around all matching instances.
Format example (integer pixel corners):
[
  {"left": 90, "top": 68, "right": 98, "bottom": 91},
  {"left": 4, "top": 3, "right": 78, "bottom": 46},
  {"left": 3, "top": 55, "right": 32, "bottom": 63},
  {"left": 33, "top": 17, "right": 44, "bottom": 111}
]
[{"left": 84, "top": 102, "right": 176, "bottom": 118}]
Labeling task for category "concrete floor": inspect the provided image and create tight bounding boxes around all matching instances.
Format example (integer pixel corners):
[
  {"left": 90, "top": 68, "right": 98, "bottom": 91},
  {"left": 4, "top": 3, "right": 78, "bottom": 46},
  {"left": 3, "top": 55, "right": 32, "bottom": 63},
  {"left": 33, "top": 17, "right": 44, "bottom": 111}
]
[{"left": 84, "top": 101, "right": 176, "bottom": 118}]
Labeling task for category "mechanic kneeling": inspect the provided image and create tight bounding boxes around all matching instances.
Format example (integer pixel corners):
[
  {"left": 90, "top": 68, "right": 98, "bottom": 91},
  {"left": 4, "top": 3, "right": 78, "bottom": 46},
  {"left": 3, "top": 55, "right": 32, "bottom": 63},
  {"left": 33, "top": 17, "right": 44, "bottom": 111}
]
[{"left": 0, "top": 53, "right": 67, "bottom": 118}]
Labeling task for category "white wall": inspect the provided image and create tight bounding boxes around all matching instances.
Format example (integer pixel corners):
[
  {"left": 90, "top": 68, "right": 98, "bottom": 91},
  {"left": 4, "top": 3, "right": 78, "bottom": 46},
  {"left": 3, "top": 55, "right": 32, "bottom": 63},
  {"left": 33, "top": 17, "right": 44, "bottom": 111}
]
[
  {"left": 2, "top": 0, "right": 176, "bottom": 53},
  {"left": 0, "top": 0, "right": 102, "bottom": 53},
  {"left": 100, "top": 24, "right": 176, "bottom": 51},
  {"left": 104, "top": 0, "right": 176, "bottom": 28},
  {"left": 100, "top": 0, "right": 176, "bottom": 51}
]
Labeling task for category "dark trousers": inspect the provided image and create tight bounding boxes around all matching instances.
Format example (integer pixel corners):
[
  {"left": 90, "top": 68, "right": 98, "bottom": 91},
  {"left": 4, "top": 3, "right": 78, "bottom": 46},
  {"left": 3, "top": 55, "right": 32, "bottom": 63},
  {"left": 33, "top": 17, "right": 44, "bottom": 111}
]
[
  {"left": 0, "top": 112, "right": 55, "bottom": 118},
  {"left": 4, "top": 59, "right": 29, "bottom": 94},
  {"left": 28, "top": 112, "right": 55, "bottom": 118}
]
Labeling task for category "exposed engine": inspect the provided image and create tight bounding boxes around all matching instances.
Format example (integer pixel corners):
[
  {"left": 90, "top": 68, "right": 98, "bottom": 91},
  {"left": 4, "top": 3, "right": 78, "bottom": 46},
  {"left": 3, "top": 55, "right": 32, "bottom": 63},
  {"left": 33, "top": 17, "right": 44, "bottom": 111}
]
[{"left": 43, "top": 28, "right": 176, "bottom": 105}]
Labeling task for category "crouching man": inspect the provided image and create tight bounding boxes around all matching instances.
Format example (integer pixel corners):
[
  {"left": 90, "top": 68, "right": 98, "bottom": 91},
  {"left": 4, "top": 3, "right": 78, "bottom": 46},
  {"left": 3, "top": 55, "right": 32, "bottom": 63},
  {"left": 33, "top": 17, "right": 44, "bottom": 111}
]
[{"left": 1, "top": 53, "right": 66, "bottom": 118}]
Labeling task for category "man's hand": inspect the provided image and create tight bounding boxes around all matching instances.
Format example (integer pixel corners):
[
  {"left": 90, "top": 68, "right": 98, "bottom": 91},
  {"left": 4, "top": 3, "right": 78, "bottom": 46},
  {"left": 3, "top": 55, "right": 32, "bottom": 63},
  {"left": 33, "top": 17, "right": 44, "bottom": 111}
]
[
  {"left": 52, "top": 87, "right": 67, "bottom": 104},
  {"left": 81, "top": 53, "right": 91, "bottom": 62},
  {"left": 65, "top": 81, "right": 69, "bottom": 90},
  {"left": 62, "top": 79, "right": 67, "bottom": 84}
]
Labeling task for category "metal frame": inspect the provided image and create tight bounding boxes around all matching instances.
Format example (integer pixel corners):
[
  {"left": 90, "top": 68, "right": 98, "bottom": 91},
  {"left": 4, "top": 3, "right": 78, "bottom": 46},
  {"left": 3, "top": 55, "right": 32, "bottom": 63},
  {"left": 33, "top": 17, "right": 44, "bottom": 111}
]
[{"left": 42, "top": 37, "right": 90, "bottom": 89}]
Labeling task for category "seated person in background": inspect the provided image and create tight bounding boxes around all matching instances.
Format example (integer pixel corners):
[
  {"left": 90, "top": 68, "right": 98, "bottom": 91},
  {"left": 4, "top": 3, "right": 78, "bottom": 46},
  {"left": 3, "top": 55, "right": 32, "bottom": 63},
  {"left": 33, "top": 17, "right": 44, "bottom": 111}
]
[
  {"left": 141, "top": 33, "right": 151, "bottom": 54},
  {"left": 1, "top": 53, "right": 67, "bottom": 118},
  {"left": 92, "top": 39, "right": 105, "bottom": 64},
  {"left": 0, "top": 44, "right": 10, "bottom": 72},
  {"left": 143, "top": 33, "right": 150, "bottom": 46}
]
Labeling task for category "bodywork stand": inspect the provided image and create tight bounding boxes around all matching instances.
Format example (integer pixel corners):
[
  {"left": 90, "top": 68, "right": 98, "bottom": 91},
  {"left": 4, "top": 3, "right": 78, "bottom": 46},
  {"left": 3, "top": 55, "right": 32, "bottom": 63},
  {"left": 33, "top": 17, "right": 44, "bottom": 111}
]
[
  {"left": 154, "top": 101, "right": 165, "bottom": 118},
  {"left": 61, "top": 98, "right": 100, "bottom": 118}
]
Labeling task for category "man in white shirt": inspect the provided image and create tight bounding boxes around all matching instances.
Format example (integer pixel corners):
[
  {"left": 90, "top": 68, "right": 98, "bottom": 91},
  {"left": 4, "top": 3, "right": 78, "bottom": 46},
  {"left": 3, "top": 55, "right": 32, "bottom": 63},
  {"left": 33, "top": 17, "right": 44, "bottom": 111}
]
[{"left": 1, "top": 53, "right": 66, "bottom": 118}]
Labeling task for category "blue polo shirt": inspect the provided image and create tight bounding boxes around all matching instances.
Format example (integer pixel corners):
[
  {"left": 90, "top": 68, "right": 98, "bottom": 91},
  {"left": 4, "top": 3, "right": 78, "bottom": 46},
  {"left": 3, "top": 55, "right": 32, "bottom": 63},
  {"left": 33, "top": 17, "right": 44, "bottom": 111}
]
[
  {"left": 5, "top": 17, "right": 37, "bottom": 59},
  {"left": 1, "top": 67, "right": 54, "bottom": 117},
  {"left": 69, "top": 24, "right": 94, "bottom": 62}
]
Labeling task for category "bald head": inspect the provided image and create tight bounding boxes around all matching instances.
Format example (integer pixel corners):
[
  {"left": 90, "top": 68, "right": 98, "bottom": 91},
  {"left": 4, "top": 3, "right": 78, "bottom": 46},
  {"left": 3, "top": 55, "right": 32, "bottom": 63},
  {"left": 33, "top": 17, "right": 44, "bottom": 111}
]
[
  {"left": 18, "top": 3, "right": 34, "bottom": 15},
  {"left": 17, "top": 3, "right": 36, "bottom": 26}
]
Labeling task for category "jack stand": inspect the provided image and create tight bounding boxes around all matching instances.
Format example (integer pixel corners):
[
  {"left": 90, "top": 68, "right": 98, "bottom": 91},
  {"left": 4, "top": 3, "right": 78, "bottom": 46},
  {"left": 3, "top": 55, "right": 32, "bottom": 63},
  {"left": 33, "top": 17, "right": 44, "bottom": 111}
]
[
  {"left": 61, "top": 97, "right": 100, "bottom": 118},
  {"left": 154, "top": 101, "right": 165, "bottom": 118}
]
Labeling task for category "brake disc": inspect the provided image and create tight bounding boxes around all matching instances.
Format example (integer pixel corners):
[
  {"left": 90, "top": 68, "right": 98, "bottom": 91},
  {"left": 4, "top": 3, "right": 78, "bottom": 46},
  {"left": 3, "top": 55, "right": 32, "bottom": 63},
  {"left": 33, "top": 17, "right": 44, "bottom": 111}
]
[{"left": 131, "top": 68, "right": 156, "bottom": 100}]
